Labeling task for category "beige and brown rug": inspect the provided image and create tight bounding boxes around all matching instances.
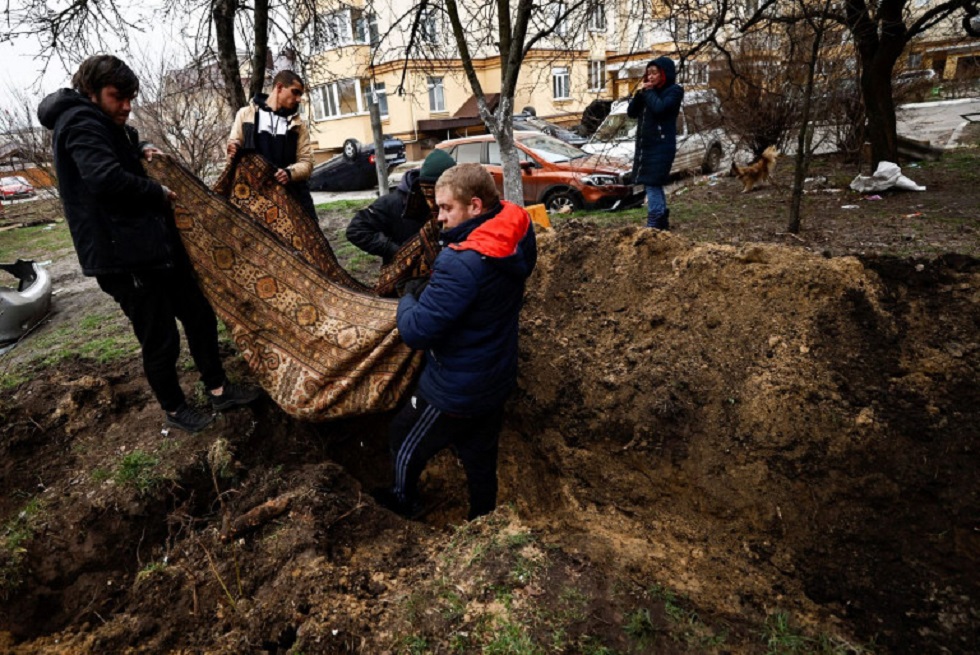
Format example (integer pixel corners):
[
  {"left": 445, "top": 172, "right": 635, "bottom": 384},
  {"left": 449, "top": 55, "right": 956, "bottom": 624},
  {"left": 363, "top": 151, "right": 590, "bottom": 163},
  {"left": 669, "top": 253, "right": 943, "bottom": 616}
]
[{"left": 147, "top": 154, "right": 422, "bottom": 421}]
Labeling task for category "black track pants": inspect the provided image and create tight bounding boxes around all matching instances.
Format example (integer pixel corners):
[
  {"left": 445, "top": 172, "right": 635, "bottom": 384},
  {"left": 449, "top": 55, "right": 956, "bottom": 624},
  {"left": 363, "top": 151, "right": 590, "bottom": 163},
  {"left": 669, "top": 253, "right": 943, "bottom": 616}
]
[
  {"left": 389, "top": 394, "right": 504, "bottom": 520},
  {"left": 97, "top": 267, "right": 226, "bottom": 412}
]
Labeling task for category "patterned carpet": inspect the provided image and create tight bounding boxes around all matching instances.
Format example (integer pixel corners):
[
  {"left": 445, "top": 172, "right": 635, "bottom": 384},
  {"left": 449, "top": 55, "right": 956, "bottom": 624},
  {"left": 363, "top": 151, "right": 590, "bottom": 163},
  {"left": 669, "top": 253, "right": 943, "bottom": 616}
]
[{"left": 147, "top": 154, "right": 422, "bottom": 421}]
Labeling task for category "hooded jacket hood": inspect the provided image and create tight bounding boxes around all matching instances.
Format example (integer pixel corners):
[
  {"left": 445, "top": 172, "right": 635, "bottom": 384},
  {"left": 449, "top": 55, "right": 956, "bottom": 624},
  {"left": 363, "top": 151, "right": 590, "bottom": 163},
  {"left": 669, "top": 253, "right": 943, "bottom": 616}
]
[
  {"left": 38, "top": 89, "right": 98, "bottom": 130},
  {"left": 650, "top": 56, "right": 677, "bottom": 88},
  {"left": 398, "top": 167, "right": 421, "bottom": 194},
  {"left": 252, "top": 92, "right": 300, "bottom": 118},
  {"left": 446, "top": 201, "right": 537, "bottom": 279}
]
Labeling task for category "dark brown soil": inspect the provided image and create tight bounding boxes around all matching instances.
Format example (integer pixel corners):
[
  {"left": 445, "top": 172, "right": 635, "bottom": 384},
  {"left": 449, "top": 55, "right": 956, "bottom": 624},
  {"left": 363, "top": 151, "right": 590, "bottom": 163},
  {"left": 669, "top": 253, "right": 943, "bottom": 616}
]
[{"left": 1, "top": 150, "right": 978, "bottom": 654}]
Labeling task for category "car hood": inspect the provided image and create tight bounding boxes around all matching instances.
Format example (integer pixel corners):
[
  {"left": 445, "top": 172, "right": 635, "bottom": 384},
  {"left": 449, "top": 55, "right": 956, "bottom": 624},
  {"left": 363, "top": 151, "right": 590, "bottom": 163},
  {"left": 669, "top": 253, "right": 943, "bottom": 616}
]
[{"left": 555, "top": 152, "right": 632, "bottom": 175}]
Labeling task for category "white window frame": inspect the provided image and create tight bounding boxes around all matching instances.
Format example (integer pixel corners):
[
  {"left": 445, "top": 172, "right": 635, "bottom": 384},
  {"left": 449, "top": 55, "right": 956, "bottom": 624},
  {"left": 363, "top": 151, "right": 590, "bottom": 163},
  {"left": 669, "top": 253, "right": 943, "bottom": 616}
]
[
  {"left": 588, "top": 60, "right": 606, "bottom": 91},
  {"left": 587, "top": 1, "right": 606, "bottom": 32},
  {"left": 671, "top": 17, "right": 708, "bottom": 43},
  {"left": 420, "top": 7, "right": 440, "bottom": 44},
  {"left": 353, "top": 9, "right": 380, "bottom": 46},
  {"left": 428, "top": 76, "right": 446, "bottom": 112},
  {"left": 312, "top": 78, "right": 380, "bottom": 121},
  {"left": 678, "top": 62, "right": 709, "bottom": 86},
  {"left": 321, "top": 10, "right": 354, "bottom": 50},
  {"left": 550, "top": 2, "right": 568, "bottom": 38},
  {"left": 361, "top": 80, "right": 388, "bottom": 117},
  {"left": 552, "top": 66, "right": 570, "bottom": 100}
]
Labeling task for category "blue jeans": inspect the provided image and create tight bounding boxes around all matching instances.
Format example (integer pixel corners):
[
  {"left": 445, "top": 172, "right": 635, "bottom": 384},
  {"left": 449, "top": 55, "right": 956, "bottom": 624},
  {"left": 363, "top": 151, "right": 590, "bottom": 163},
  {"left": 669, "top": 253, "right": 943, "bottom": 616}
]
[{"left": 645, "top": 185, "right": 668, "bottom": 229}]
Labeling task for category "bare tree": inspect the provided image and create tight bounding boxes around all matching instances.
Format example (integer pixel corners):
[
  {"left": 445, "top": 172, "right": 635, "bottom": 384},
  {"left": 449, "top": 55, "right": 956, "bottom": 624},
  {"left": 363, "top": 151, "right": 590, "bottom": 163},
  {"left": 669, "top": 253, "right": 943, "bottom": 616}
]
[
  {"left": 0, "top": 86, "right": 57, "bottom": 191},
  {"left": 721, "top": 0, "right": 976, "bottom": 165},
  {"left": 2, "top": 0, "right": 290, "bottom": 111},
  {"left": 130, "top": 53, "right": 233, "bottom": 181}
]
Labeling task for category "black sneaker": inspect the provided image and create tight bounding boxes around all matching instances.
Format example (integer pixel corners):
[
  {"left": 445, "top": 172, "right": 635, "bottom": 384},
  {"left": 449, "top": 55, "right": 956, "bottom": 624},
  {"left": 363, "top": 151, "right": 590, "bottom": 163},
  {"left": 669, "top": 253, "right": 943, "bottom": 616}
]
[
  {"left": 206, "top": 381, "right": 262, "bottom": 411},
  {"left": 370, "top": 487, "right": 426, "bottom": 520},
  {"left": 165, "top": 402, "right": 216, "bottom": 434}
]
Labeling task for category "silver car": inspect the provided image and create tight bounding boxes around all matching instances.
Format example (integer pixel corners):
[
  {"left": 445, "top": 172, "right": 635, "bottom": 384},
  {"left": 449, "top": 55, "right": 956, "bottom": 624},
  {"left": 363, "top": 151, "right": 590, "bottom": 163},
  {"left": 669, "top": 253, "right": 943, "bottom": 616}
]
[
  {"left": 581, "top": 89, "right": 726, "bottom": 175},
  {"left": 0, "top": 260, "right": 52, "bottom": 345}
]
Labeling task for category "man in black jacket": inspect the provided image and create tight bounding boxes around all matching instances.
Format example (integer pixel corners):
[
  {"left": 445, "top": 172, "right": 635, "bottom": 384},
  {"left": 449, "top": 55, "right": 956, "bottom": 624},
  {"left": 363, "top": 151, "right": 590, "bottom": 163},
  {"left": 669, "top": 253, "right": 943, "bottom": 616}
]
[
  {"left": 346, "top": 149, "right": 455, "bottom": 263},
  {"left": 38, "top": 55, "right": 259, "bottom": 433}
]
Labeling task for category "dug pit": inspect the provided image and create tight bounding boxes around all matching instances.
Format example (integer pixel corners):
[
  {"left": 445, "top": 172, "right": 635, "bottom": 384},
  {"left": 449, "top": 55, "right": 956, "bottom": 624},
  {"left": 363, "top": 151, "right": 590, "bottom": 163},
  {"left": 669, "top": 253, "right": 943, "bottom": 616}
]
[{"left": 1, "top": 225, "right": 977, "bottom": 653}]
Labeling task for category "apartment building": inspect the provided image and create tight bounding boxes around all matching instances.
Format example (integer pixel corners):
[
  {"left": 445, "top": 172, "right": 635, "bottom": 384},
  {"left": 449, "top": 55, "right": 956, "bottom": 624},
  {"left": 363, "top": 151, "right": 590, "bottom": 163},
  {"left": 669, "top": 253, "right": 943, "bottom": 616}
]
[{"left": 297, "top": 0, "right": 673, "bottom": 160}]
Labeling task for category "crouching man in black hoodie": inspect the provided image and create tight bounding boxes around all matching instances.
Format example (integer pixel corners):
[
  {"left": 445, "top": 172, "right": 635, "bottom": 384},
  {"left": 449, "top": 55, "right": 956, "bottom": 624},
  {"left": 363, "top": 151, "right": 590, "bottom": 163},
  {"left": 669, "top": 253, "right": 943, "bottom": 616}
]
[{"left": 38, "top": 55, "right": 260, "bottom": 433}]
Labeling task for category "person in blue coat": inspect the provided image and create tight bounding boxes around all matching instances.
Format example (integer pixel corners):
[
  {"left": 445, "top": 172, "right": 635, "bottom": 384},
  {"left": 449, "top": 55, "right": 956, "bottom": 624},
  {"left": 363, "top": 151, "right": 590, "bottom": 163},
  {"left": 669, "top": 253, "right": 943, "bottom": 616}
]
[
  {"left": 628, "top": 56, "right": 684, "bottom": 230},
  {"left": 374, "top": 163, "right": 537, "bottom": 520}
]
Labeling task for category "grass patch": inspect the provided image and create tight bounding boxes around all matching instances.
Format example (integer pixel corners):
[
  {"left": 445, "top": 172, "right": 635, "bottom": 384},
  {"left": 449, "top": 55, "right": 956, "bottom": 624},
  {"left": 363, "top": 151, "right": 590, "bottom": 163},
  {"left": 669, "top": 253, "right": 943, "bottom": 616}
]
[
  {"left": 762, "top": 612, "right": 870, "bottom": 655},
  {"left": 136, "top": 561, "right": 169, "bottom": 583},
  {"left": 0, "top": 496, "right": 44, "bottom": 599},
  {"left": 0, "top": 222, "right": 73, "bottom": 262},
  {"left": 330, "top": 234, "right": 378, "bottom": 278},
  {"left": 114, "top": 450, "right": 163, "bottom": 496},
  {"left": 0, "top": 370, "right": 29, "bottom": 392},
  {"left": 1, "top": 310, "right": 138, "bottom": 386},
  {"left": 315, "top": 199, "right": 373, "bottom": 212},
  {"left": 483, "top": 621, "right": 544, "bottom": 655}
]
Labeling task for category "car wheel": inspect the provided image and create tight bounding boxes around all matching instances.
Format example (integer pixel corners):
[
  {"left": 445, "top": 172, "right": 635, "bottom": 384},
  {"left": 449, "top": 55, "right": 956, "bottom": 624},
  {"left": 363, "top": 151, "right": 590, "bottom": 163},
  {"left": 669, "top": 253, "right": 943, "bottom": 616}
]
[
  {"left": 543, "top": 188, "right": 582, "bottom": 213},
  {"left": 342, "top": 138, "right": 361, "bottom": 161},
  {"left": 702, "top": 144, "right": 723, "bottom": 174}
]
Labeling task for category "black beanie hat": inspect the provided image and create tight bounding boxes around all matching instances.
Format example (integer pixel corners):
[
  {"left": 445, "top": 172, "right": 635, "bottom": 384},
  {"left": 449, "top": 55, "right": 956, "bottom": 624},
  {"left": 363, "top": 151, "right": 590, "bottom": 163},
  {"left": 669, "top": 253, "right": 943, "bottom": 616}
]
[{"left": 419, "top": 149, "right": 456, "bottom": 183}]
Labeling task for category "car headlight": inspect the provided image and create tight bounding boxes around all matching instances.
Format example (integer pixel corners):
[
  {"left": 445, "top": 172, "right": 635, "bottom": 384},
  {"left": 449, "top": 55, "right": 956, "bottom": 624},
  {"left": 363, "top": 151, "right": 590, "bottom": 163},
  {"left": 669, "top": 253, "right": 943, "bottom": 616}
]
[{"left": 581, "top": 174, "right": 620, "bottom": 187}]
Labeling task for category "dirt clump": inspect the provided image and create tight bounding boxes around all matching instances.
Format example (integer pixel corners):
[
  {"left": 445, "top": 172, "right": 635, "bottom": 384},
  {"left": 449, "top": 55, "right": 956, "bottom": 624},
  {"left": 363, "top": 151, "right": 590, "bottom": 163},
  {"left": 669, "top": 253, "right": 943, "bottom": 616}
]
[{"left": 1, "top": 219, "right": 977, "bottom": 653}]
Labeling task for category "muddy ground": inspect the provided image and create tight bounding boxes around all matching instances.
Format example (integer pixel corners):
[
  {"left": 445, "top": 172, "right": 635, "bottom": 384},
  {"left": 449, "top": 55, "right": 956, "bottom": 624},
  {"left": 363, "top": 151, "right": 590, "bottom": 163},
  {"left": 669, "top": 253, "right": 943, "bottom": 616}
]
[{"left": 1, "top": 149, "right": 978, "bottom": 654}]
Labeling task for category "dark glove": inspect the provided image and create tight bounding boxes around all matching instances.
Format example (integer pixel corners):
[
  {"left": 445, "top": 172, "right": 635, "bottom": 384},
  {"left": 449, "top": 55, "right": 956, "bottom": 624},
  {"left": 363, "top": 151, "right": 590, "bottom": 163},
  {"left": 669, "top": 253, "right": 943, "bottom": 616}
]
[{"left": 398, "top": 276, "right": 429, "bottom": 299}]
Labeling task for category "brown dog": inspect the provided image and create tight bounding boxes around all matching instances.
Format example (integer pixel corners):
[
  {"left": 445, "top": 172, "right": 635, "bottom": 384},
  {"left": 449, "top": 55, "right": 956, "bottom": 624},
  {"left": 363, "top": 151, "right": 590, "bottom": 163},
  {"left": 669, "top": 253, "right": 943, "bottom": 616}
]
[{"left": 730, "top": 145, "right": 779, "bottom": 193}]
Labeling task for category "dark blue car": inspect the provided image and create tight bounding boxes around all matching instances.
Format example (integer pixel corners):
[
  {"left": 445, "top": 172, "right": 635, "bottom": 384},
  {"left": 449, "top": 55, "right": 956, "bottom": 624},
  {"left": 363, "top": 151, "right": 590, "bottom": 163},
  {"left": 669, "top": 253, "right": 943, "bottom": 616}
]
[{"left": 309, "top": 137, "right": 407, "bottom": 191}]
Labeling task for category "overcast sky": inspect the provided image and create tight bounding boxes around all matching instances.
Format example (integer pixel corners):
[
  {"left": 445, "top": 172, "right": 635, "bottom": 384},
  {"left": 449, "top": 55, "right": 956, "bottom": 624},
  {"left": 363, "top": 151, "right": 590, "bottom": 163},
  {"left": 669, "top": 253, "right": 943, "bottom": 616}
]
[{"left": 0, "top": 14, "right": 191, "bottom": 116}]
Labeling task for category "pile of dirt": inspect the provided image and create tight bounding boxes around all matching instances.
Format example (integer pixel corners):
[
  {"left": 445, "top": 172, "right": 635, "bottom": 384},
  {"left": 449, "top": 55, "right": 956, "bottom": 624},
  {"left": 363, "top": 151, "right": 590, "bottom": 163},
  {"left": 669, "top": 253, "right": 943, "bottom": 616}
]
[
  {"left": 511, "top": 224, "right": 979, "bottom": 651},
  {"left": 1, "top": 223, "right": 977, "bottom": 653}
]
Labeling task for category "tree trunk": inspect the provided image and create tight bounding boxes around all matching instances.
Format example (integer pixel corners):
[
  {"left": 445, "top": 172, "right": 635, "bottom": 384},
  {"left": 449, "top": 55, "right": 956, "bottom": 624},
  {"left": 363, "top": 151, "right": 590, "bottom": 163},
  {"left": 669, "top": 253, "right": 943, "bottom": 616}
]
[
  {"left": 494, "top": 97, "right": 525, "bottom": 206},
  {"left": 250, "top": 0, "right": 270, "bottom": 99},
  {"left": 213, "top": 0, "right": 247, "bottom": 110},
  {"left": 861, "top": 66, "right": 899, "bottom": 166}
]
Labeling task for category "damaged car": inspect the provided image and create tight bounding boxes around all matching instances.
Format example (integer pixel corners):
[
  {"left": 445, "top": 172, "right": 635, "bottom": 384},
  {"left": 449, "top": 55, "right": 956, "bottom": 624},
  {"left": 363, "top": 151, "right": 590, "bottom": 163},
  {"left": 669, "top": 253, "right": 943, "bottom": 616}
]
[{"left": 0, "top": 259, "right": 53, "bottom": 345}]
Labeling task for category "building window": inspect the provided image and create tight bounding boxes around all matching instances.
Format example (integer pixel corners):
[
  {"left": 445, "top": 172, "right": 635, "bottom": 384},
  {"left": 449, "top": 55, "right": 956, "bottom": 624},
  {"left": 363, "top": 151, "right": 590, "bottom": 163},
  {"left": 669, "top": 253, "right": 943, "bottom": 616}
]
[
  {"left": 588, "top": 60, "right": 606, "bottom": 91},
  {"left": 420, "top": 7, "right": 440, "bottom": 44},
  {"left": 428, "top": 77, "right": 445, "bottom": 112},
  {"left": 353, "top": 9, "right": 380, "bottom": 46},
  {"left": 678, "top": 62, "right": 709, "bottom": 86},
  {"left": 552, "top": 67, "right": 570, "bottom": 100},
  {"left": 587, "top": 1, "right": 606, "bottom": 32},
  {"left": 320, "top": 10, "right": 353, "bottom": 49},
  {"left": 361, "top": 80, "right": 388, "bottom": 117},
  {"left": 671, "top": 17, "right": 708, "bottom": 43},
  {"left": 312, "top": 78, "right": 382, "bottom": 120},
  {"left": 549, "top": 2, "right": 567, "bottom": 38}
]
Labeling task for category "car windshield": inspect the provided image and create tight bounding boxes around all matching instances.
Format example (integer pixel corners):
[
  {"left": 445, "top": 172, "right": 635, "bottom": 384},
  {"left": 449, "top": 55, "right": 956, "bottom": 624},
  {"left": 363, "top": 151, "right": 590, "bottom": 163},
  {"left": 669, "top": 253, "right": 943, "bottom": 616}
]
[
  {"left": 519, "top": 134, "right": 586, "bottom": 163},
  {"left": 593, "top": 114, "right": 637, "bottom": 142}
]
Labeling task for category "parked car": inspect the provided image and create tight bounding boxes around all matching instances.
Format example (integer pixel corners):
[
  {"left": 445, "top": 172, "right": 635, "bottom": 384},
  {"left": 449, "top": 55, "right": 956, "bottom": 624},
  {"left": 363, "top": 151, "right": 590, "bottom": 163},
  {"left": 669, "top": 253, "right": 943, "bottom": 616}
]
[
  {"left": 581, "top": 89, "right": 726, "bottom": 176},
  {"left": 1, "top": 176, "right": 36, "bottom": 200},
  {"left": 894, "top": 69, "right": 939, "bottom": 103},
  {"left": 308, "top": 136, "right": 407, "bottom": 191},
  {"left": 512, "top": 115, "right": 589, "bottom": 146},
  {"left": 0, "top": 259, "right": 52, "bottom": 346},
  {"left": 436, "top": 132, "right": 644, "bottom": 212}
]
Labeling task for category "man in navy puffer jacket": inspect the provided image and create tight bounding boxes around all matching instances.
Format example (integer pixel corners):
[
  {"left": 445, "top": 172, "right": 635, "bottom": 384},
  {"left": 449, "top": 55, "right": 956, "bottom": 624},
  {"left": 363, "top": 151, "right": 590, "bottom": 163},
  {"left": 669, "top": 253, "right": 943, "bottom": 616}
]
[{"left": 376, "top": 163, "right": 537, "bottom": 520}]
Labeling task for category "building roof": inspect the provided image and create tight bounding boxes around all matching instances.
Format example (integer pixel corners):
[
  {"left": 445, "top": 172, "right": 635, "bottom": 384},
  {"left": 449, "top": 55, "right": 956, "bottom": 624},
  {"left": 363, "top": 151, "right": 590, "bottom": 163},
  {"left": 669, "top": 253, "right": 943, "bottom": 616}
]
[{"left": 417, "top": 93, "right": 500, "bottom": 131}]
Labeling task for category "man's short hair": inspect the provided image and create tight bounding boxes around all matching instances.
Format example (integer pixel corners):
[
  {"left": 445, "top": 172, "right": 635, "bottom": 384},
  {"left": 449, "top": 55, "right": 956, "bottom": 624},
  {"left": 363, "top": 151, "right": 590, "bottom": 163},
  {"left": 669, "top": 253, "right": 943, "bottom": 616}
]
[
  {"left": 72, "top": 55, "right": 139, "bottom": 99},
  {"left": 273, "top": 70, "right": 304, "bottom": 89},
  {"left": 435, "top": 163, "right": 499, "bottom": 207}
]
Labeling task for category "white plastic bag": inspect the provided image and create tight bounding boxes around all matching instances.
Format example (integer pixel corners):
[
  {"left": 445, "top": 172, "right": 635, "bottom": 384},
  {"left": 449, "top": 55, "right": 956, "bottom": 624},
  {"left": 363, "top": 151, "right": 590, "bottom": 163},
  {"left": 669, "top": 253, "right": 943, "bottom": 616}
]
[{"left": 849, "top": 161, "right": 926, "bottom": 193}]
